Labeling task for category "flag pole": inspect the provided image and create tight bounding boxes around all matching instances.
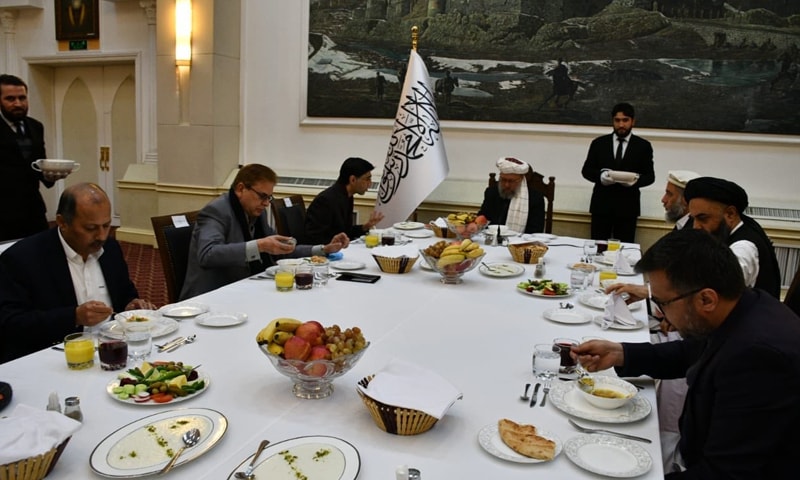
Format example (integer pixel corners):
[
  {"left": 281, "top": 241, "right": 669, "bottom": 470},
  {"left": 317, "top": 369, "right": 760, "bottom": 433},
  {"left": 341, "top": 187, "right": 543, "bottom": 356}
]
[{"left": 411, "top": 26, "right": 418, "bottom": 51}]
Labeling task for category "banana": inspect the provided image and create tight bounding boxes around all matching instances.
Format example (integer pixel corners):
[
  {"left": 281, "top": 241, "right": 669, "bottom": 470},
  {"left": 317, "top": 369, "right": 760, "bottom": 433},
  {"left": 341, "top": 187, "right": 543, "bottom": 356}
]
[
  {"left": 266, "top": 343, "right": 284, "bottom": 356},
  {"left": 466, "top": 248, "right": 484, "bottom": 258},
  {"left": 256, "top": 319, "right": 280, "bottom": 344},
  {"left": 465, "top": 242, "right": 480, "bottom": 252},
  {"left": 441, "top": 245, "right": 463, "bottom": 256},
  {"left": 460, "top": 239, "right": 472, "bottom": 250},
  {"left": 275, "top": 318, "right": 302, "bottom": 332},
  {"left": 272, "top": 331, "right": 293, "bottom": 345},
  {"left": 437, "top": 254, "right": 465, "bottom": 268}
]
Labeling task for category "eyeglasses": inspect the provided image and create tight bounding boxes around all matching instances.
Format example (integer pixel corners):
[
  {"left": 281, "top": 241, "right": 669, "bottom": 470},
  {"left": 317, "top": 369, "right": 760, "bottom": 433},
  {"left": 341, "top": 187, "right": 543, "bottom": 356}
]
[
  {"left": 650, "top": 287, "right": 704, "bottom": 312},
  {"left": 246, "top": 185, "right": 274, "bottom": 204}
]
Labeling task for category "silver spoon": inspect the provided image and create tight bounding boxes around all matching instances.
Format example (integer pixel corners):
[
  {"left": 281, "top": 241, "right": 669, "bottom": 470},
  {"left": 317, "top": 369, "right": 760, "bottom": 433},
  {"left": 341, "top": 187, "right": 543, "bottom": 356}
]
[
  {"left": 234, "top": 439, "right": 271, "bottom": 479},
  {"left": 159, "top": 428, "right": 200, "bottom": 474},
  {"left": 519, "top": 383, "right": 531, "bottom": 401}
]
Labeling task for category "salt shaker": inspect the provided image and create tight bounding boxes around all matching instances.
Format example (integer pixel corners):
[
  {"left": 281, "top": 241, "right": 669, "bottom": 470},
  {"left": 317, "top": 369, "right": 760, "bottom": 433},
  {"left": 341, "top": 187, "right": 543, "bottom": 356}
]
[
  {"left": 46, "top": 391, "right": 61, "bottom": 413},
  {"left": 533, "top": 257, "right": 546, "bottom": 279},
  {"left": 408, "top": 468, "right": 421, "bottom": 480},
  {"left": 64, "top": 396, "right": 83, "bottom": 422}
]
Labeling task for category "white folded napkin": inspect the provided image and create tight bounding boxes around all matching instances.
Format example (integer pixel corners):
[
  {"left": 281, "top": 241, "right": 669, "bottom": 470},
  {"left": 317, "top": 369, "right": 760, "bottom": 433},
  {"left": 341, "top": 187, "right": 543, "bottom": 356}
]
[
  {"left": 433, "top": 217, "right": 448, "bottom": 228},
  {"left": 609, "top": 170, "right": 640, "bottom": 186},
  {"left": 602, "top": 293, "right": 638, "bottom": 329},
  {"left": 613, "top": 250, "right": 635, "bottom": 274},
  {"left": 357, "top": 359, "right": 462, "bottom": 419},
  {"left": 371, "top": 245, "right": 419, "bottom": 258},
  {"left": 0, "top": 404, "right": 81, "bottom": 465}
]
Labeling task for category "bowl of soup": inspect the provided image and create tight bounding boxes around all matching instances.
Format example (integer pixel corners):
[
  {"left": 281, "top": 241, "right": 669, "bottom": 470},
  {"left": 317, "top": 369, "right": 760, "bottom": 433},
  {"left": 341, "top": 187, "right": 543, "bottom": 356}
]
[{"left": 576, "top": 375, "right": 637, "bottom": 410}]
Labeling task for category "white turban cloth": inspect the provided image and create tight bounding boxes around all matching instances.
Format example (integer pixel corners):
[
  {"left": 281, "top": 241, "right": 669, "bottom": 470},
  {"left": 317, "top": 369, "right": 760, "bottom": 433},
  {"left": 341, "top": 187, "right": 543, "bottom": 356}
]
[
  {"left": 667, "top": 170, "right": 701, "bottom": 190},
  {"left": 496, "top": 157, "right": 530, "bottom": 233},
  {"left": 496, "top": 157, "right": 530, "bottom": 175}
]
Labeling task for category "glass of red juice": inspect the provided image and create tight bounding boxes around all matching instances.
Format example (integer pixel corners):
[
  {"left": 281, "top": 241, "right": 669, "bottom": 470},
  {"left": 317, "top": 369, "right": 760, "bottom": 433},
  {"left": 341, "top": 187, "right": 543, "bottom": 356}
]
[
  {"left": 295, "top": 265, "right": 314, "bottom": 290},
  {"left": 99, "top": 336, "right": 128, "bottom": 371},
  {"left": 553, "top": 337, "right": 578, "bottom": 374}
]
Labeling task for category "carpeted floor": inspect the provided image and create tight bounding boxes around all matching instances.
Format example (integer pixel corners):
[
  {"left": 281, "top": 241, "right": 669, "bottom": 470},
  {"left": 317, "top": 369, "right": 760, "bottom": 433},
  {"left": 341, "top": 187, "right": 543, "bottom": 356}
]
[{"left": 119, "top": 241, "right": 169, "bottom": 308}]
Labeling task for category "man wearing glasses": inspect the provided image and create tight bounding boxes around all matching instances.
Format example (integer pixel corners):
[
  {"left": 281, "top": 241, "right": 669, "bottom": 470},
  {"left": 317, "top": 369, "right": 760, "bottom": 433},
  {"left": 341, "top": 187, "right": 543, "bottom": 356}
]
[
  {"left": 574, "top": 229, "right": 800, "bottom": 478},
  {"left": 477, "top": 157, "right": 545, "bottom": 234},
  {"left": 180, "top": 164, "right": 349, "bottom": 299}
]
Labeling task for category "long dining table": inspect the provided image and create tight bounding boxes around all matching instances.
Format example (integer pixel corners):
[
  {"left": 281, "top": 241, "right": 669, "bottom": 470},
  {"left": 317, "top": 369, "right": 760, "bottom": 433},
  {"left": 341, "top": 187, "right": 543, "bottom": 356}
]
[{"left": 0, "top": 232, "right": 665, "bottom": 479}]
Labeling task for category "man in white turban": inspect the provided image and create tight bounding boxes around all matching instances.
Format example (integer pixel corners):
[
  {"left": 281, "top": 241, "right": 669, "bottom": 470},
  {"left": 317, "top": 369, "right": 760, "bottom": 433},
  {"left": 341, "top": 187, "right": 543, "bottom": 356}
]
[
  {"left": 477, "top": 157, "right": 545, "bottom": 234},
  {"left": 662, "top": 170, "right": 701, "bottom": 230}
]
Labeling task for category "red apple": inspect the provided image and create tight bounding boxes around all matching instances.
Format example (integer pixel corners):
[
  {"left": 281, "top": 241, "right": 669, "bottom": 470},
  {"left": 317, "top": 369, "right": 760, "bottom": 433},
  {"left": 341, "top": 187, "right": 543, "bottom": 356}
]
[
  {"left": 307, "top": 345, "right": 332, "bottom": 377},
  {"left": 295, "top": 321, "right": 324, "bottom": 345},
  {"left": 475, "top": 215, "right": 488, "bottom": 226},
  {"left": 283, "top": 336, "right": 311, "bottom": 361}
]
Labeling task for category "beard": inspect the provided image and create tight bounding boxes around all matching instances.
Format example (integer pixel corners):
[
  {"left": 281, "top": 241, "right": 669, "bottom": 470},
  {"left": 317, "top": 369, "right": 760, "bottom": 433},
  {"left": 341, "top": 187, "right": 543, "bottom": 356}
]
[
  {"left": 664, "top": 202, "right": 686, "bottom": 223},
  {"left": 0, "top": 104, "right": 26, "bottom": 122},
  {"left": 497, "top": 184, "right": 517, "bottom": 200},
  {"left": 709, "top": 220, "right": 732, "bottom": 243},
  {"left": 675, "top": 306, "right": 714, "bottom": 340}
]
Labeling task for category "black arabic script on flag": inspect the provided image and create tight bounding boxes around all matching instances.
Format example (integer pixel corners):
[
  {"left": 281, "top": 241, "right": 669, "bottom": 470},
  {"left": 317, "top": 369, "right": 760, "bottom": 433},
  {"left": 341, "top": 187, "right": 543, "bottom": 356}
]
[{"left": 378, "top": 80, "right": 442, "bottom": 204}]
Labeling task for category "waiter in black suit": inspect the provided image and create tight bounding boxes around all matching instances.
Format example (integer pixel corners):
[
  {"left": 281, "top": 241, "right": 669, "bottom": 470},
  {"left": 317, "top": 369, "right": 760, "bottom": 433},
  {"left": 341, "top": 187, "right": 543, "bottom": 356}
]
[
  {"left": 581, "top": 102, "right": 655, "bottom": 243},
  {"left": 0, "top": 74, "right": 65, "bottom": 242}
]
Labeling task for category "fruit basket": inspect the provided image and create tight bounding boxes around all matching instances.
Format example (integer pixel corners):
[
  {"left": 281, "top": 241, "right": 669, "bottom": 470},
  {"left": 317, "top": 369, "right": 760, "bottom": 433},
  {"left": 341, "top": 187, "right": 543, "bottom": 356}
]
[
  {"left": 427, "top": 222, "right": 455, "bottom": 238},
  {"left": 357, "top": 375, "right": 438, "bottom": 435},
  {"left": 445, "top": 212, "right": 488, "bottom": 240},
  {"left": 508, "top": 241, "right": 549, "bottom": 264},
  {"left": 419, "top": 250, "right": 486, "bottom": 284}
]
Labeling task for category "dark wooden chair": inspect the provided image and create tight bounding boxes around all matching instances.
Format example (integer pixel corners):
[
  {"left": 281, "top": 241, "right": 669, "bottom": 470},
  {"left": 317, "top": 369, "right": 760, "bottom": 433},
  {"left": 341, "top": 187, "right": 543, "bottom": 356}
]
[
  {"left": 150, "top": 211, "right": 199, "bottom": 304},
  {"left": 271, "top": 195, "right": 307, "bottom": 240},
  {"left": 488, "top": 169, "right": 556, "bottom": 233},
  {"left": 785, "top": 266, "right": 800, "bottom": 317}
]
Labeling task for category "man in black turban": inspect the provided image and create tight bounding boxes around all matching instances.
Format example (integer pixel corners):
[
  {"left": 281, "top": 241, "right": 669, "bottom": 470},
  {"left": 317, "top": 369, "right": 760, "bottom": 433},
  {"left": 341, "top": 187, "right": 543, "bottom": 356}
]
[{"left": 684, "top": 177, "right": 781, "bottom": 298}]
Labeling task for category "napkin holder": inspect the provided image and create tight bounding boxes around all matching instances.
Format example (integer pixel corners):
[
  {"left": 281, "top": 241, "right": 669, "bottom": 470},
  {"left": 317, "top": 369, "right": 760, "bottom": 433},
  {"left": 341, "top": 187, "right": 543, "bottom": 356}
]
[
  {"left": 357, "top": 375, "right": 439, "bottom": 436},
  {"left": 1, "top": 437, "right": 70, "bottom": 480}
]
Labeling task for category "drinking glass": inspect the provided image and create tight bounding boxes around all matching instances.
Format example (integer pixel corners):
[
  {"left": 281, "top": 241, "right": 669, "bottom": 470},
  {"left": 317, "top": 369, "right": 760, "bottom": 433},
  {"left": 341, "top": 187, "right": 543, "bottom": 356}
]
[
  {"left": 124, "top": 324, "right": 152, "bottom": 361},
  {"left": 583, "top": 239, "right": 597, "bottom": 258},
  {"left": 599, "top": 268, "right": 618, "bottom": 284},
  {"left": 553, "top": 337, "right": 579, "bottom": 374},
  {"left": 295, "top": 265, "right": 314, "bottom": 290},
  {"left": 570, "top": 268, "right": 588, "bottom": 291},
  {"left": 381, "top": 232, "right": 396, "bottom": 246},
  {"left": 365, "top": 230, "right": 380, "bottom": 248},
  {"left": 312, "top": 260, "right": 330, "bottom": 287},
  {"left": 64, "top": 333, "right": 95, "bottom": 370},
  {"left": 532, "top": 343, "right": 560, "bottom": 379},
  {"left": 607, "top": 238, "right": 621, "bottom": 251},
  {"left": 275, "top": 267, "right": 295, "bottom": 291},
  {"left": 98, "top": 333, "right": 128, "bottom": 371}
]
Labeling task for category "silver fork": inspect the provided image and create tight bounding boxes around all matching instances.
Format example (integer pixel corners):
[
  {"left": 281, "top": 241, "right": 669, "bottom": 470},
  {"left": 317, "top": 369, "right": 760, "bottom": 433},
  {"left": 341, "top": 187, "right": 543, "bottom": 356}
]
[
  {"left": 539, "top": 378, "right": 552, "bottom": 407},
  {"left": 568, "top": 418, "right": 652, "bottom": 443}
]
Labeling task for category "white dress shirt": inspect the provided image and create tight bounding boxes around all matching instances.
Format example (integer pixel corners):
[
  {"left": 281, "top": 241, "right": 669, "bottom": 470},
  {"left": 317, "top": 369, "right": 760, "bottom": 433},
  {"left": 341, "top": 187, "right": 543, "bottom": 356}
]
[
  {"left": 57, "top": 228, "right": 113, "bottom": 311},
  {"left": 728, "top": 221, "right": 759, "bottom": 287}
]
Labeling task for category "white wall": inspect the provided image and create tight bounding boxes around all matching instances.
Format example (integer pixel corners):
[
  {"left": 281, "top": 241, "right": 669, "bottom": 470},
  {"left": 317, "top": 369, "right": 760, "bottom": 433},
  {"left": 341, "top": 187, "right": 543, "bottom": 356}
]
[{"left": 242, "top": 0, "right": 800, "bottom": 219}]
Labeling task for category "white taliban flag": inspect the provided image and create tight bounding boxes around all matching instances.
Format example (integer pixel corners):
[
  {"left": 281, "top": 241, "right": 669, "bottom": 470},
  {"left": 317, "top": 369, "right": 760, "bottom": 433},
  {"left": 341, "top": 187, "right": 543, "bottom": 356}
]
[{"left": 375, "top": 50, "right": 449, "bottom": 226}]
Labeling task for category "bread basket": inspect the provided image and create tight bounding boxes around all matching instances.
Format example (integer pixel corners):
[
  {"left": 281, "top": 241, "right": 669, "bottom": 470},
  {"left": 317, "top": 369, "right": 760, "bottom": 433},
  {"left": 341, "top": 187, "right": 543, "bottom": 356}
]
[
  {"left": 508, "top": 241, "right": 549, "bottom": 264},
  {"left": 428, "top": 223, "right": 455, "bottom": 238},
  {"left": 357, "top": 375, "right": 438, "bottom": 435},
  {"left": 1, "top": 438, "right": 69, "bottom": 480},
  {"left": 371, "top": 254, "right": 418, "bottom": 273}
]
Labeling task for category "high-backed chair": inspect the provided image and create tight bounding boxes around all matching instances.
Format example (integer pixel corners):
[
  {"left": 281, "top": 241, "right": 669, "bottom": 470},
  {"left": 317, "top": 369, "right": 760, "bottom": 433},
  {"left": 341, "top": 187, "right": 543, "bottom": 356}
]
[
  {"left": 488, "top": 170, "right": 556, "bottom": 233},
  {"left": 150, "top": 211, "right": 199, "bottom": 304},
  {"left": 271, "top": 195, "right": 307, "bottom": 240},
  {"left": 785, "top": 266, "right": 800, "bottom": 317}
]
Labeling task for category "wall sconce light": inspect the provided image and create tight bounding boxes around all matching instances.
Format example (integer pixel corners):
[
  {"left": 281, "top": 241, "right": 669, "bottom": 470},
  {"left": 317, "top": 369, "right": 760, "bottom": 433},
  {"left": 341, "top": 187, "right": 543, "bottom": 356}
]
[{"left": 175, "top": 0, "right": 192, "bottom": 66}]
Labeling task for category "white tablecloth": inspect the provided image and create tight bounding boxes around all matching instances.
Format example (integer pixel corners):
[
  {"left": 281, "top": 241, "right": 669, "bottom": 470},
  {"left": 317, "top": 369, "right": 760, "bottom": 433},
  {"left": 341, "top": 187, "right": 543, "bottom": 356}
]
[{"left": 0, "top": 235, "right": 662, "bottom": 479}]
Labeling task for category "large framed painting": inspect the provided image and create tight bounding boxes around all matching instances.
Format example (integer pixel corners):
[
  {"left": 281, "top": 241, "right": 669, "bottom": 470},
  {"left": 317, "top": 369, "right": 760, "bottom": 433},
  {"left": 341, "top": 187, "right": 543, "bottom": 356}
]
[
  {"left": 307, "top": 1, "right": 800, "bottom": 135},
  {"left": 55, "top": 0, "right": 100, "bottom": 41}
]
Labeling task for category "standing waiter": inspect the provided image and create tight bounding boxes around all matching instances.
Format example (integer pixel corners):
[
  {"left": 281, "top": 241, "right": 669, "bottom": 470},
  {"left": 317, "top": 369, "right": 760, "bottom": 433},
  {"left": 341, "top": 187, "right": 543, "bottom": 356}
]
[{"left": 0, "top": 74, "right": 64, "bottom": 241}]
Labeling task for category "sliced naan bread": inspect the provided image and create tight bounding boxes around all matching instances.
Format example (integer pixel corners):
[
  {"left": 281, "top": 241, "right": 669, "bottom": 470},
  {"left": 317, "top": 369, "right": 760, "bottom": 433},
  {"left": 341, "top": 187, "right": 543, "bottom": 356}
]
[{"left": 498, "top": 418, "right": 556, "bottom": 461}]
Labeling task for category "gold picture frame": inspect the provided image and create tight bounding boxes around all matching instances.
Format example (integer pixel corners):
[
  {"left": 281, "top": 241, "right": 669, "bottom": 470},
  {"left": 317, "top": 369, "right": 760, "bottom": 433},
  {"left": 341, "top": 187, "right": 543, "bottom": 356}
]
[{"left": 55, "top": 0, "right": 100, "bottom": 41}]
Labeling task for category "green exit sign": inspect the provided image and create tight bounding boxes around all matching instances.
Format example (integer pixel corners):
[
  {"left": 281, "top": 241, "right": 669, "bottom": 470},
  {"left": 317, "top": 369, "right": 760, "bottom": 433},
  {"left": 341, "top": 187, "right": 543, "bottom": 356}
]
[{"left": 68, "top": 40, "right": 88, "bottom": 51}]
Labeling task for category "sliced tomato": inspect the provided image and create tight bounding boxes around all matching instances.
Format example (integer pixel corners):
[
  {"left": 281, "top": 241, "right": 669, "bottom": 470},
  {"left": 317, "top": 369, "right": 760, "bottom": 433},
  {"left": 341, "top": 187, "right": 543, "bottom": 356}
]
[
  {"left": 150, "top": 393, "right": 174, "bottom": 403},
  {"left": 543, "top": 288, "right": 556, "bottom": 296}
]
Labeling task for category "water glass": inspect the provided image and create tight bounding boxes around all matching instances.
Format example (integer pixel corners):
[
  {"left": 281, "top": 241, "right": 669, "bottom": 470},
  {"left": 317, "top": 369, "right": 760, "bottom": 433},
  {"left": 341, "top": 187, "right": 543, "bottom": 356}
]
[
  {"left": 553, "top": 337, "right": 579, "bottom": 374},
  {"left": 312, "top": 261, "right": 330, "bottom": 287},
  {"left": 64, "top": 332, "right": 95, "bottom": 370},
  {"left": 124, "top": 324, "right": 152, "bottom": 361},
  {"left": 583, "top": 239, "right": 597, "bottom": 258},
  {"left": 532, "top": 343, "right": 560, "bottom": 379},
  {"left": 98, "top": 333, "right": 128, "bottom": 371},
  {"left": 381, "top": 232, "right": 396, "bottom": 246},
  {"left": 570, "top": 268, "right": 589, "bottom": 291},
  {"left": 295, "top": 265, "right": 314, "bottom": 290}
]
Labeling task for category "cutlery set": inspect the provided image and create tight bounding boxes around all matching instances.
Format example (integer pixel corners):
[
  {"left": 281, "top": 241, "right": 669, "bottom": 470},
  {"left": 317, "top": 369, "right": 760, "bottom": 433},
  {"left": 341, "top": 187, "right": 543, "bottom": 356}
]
[{"left": 156, "top": 334, "right": 196, "bottom": 353}]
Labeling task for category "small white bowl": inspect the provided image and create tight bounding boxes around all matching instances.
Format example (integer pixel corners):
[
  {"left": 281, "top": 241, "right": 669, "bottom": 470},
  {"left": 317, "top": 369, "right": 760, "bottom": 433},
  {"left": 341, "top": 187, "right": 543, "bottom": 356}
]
[
  {"left": 576, "top": 376, "right": 637, "bottom": 410},
  {"left": 31, "top": 158, "right": 81, "bottom": 173}
]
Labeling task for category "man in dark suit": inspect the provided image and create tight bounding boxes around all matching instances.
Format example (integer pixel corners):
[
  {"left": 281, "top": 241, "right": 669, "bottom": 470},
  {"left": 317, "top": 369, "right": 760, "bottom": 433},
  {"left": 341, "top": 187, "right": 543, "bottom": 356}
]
[
  {"left": 478, "top": 157, "right": 545, "bottom": 234},
  {"left": 0, "top": 74, "right": 65, "bottom": 241},
  {"left": 575, "top": 229, "right": 800, "bottom": 478},
  {"left": 0, "top": 183, "right": 153, "bottom": 363},
  {"left": 581, "top": 102, "right": 655, "bottom": 242}
]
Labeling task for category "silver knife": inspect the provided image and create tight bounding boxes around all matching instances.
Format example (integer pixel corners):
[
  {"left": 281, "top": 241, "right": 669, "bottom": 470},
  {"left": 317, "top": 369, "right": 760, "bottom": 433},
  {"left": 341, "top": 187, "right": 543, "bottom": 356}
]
[
  {"left": 529, "top": 383, "right": 541, "bottom": 407},
  {"left": 157, "top": 336, "right": 185, "bottom": 352},
  {"left": 164, "top": 334, "right": 195, "bottom": 353}
]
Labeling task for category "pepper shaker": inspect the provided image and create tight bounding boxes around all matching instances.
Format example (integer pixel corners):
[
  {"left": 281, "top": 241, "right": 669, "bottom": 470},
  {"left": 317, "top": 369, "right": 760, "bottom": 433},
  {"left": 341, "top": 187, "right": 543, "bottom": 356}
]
[
  {"left": 46, "top": 391, "right": 61, "bottom": 413},
  {"left": 64, "top": 396, "right": 83, "bottom": 422}
]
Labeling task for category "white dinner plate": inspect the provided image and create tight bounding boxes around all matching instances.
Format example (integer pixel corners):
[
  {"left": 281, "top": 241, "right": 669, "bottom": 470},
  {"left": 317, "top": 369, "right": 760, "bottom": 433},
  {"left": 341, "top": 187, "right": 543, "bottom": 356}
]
[
  {"left": 195, "top": 312, "right": 247, "bottom": 328},
  {"left": 479, "top": 262, "right": 525, "bottom": 278},
  {"left": 578, "top": 292, "right": 643, "bottom": 311},
  {"left": 100, "top": 317, "right": 179, "bottom": 340},
  {"left": 260, "top": 265, "right": 280, "bottom": 279},
  {"left": 403, "top": 229, "right": 435, "bottom": 239},
  {"left": 158, "top": 302, "right": 210, "bottom": 319},
  {"left": 548, "top": 381, "right": 651, "bottom": 424},
  {"left": 593, "top": 315, "right": 646, "bottom": 331},
  {"left": 393, "top": 221, "right": 425, "bottom": 230},
  {"left": 106, "top": 370, "right": 211, "bottom": 406},
  {"left": 89, "top": 407, "right": 227, "bottom": 477},
  {"left": 225, "top": 435, "right": 360, "bottom": 480},
  {"left": 477, "top": 423, "right": 562, "bottom": 464},
  {"left": 543, "top": 308, "right": 592, "bottom": 325},
  {"left": 564, "top": 434, "right": 653, "bottom": 478},
  {"left": 330, "top": 261, "right": 366, "bottom": 271},
  {"left": 517, "top": 287, "right": 572, "bottom": 299}
]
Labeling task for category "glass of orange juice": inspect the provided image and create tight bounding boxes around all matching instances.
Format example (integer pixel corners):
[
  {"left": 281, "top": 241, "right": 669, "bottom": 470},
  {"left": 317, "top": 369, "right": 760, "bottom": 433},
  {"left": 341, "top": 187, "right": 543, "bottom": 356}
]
[
  {"left": 607, "top": 238, "right": 621, "bottom": 251},
  {"left": 275, "top": 267, "right": 295, "bottom": 292},
  {"left": 598, "top": 268, "right": 618, "bottom": 284},
  {"left": 64, "top": 332, "right": 95, "bottom": 370},
  {"left": 365, "top": 230, "right": 380, "bottom": 248}
]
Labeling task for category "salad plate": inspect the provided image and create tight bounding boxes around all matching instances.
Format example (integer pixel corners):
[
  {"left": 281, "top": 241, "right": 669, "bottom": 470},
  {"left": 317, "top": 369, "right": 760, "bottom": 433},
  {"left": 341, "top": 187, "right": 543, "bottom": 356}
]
[
  {"left": 195, "top": 312, "right": 247, "bottom": 328},
  {"left": 330, "top": 261, "right": 366, "bottom": 271},
  {"left": 516, "top": 280, "right": 571, "bottom": 298},
  {"left": 158, "top": 302, "right": 209, "bottom": 319},
  {"left": 477, "top": 423, "right": 561, "bottom": 464},
  {"left": 479, "top": 262, "right": 525, "bottom": 278},
  {"left": 543, "top": 308, "right": 592, "bottom": 325},
  {"left": 519, "top": 289, "right": 572, "bottom": 298},
  {"left": 89, "top": 407, "right": 227, "bottom": 477},
  {"left": 578, "top": 292, "right": 643, "bottom": 311},
  {"left": 393, "top": 221, "right": 425, "bottom": 230},
  {"left": 548, "top": 380, "right": 651, "bottom": 424},
  {"left": 106, "top": 363, "right": 209, "bottom": 405},
  {"left": 564, "top": 434, "right": 652, "bottom": 478},
  {"left": 100, "top": 317, "right": 178, "bottom": 340},
  {"left": 225, "top": 435, "right": 360, "bottom": 480}
]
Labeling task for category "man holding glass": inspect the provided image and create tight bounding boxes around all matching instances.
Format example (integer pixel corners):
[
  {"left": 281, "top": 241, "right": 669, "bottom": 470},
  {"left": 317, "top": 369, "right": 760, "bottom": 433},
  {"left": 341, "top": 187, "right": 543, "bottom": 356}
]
[{"left": 574, "top": 229, "right": 800, "bottom": 478}]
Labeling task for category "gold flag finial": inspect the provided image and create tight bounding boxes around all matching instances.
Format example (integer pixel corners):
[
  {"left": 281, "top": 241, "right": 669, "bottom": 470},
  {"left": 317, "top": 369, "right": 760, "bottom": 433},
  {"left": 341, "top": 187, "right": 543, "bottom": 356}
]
[{"left": 411, "top": 26, "right": 418, "bottom": 51}]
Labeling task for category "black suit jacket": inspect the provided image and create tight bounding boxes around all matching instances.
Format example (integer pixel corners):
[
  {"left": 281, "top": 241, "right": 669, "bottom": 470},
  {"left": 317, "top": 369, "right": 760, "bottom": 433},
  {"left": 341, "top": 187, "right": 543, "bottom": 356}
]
[
  {"left": 478, "top": 186, "right": 545, "bottom": 234},
  {"left": 0, "top": 116, "right": 52, "bottom": 241},
  {"left": 618, "top": 290, "right": 800, "bottom": 479},
  {"left": 0, "top": 228, "right": 139, "bottom": 363},
  {"left": 581, "top": 133, "right": 655, "bottom": 217}
]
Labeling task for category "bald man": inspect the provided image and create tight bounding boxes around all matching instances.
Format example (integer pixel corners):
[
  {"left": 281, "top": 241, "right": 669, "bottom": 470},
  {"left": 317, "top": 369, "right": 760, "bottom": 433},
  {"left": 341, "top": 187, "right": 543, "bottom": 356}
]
[{"left": 0, "top": 183, "right": 153, "bottom": 363}]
